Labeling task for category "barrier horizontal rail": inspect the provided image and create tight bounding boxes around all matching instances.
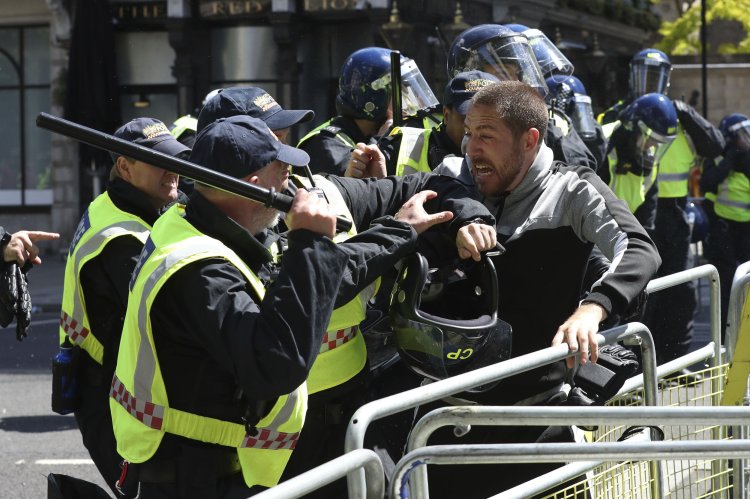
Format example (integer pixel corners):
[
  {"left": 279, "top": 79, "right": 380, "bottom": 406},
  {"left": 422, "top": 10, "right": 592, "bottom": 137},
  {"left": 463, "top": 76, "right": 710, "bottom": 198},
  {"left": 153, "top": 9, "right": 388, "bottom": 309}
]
[
  {"left": 344, "top": 322, "right": 659, "bottom": 499},
  {"left": 251, "top": 449, "right": 383, "bottom": 499},
  {"left": 390, "top": 439, "right": 750, "bottom": 498}
]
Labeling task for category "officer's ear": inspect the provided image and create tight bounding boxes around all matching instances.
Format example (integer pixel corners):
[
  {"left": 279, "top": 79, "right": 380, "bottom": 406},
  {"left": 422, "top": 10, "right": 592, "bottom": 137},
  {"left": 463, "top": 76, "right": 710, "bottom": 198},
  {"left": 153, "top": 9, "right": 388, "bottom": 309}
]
[{"left": 115, "top": 156, "right": 133, "bottom": 181}]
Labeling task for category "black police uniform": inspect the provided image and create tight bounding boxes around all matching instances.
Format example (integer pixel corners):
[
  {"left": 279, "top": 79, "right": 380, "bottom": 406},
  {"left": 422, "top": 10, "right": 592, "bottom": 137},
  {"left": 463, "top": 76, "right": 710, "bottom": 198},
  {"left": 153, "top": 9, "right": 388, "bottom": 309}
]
[
  {"left": 74, "top": 178, "right": 169, "bottom": 496},
  {"left": 297, "top": 116, "right": 368, "bottom": 176},
  {"left": 546, "top": 112, "right": 599, "bottom": 171}
]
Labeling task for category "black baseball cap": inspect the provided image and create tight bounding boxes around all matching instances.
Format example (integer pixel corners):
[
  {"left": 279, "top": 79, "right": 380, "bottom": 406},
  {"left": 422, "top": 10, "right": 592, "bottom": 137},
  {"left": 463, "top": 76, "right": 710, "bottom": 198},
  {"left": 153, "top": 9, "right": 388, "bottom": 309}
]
[
  {"left": 190, "top": 115, "right": 310, "bottom": 179},
  {"left": 111, "top": 118, "right": 190, "bottom": 163},
  {"left": 444, "top": 71, "right": 501, "bottom": 116},
  {"left": 196, "top": 87, "right": 315, "bottom": 132}
]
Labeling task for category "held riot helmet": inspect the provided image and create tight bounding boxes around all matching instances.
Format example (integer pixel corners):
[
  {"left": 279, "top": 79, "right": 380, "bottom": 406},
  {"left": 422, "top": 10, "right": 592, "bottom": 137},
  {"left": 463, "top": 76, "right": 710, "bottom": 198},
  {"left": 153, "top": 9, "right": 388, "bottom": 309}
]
[
  {"left": 390, "top": 253, "right": 512, "bottom": 392},
  {"left": 685, "top": 199, "right": 709, "bottom": 243},
  {"left": 546, "top": 75, "right": 597, "bottom": 140},
  {"left": 629, "top": 48, "right": 672, "bottom": 97},
  {"left": 505, "top": 24, "right": 574, "bottom": 80},
  {"left": 619, "top": 93, "right": 678, "bottom": 173},
  {"left": 719, "top": 113, "right": 750, "bottom": 150},
  {"left": 447, "top": 24, "right": 549, "bottom": 97}
]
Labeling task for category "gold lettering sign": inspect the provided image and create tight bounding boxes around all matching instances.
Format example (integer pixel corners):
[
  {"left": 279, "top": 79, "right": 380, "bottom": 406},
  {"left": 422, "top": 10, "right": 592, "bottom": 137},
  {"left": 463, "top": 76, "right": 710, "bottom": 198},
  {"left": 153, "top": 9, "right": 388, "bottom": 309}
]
[
  {"left": 199, "top": 0, "right": 269, "bottom": 18},
  {"left": 114, "top": 2, "right": 166, "bottom": 21},
  {"left": 304, "top": 0, "right": 359, "bottom": 11}
]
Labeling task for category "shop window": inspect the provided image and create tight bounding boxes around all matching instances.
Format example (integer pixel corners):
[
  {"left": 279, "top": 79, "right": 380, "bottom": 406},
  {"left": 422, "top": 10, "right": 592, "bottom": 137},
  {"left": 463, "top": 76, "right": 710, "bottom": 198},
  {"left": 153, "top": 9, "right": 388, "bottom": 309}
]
[{"left": 0, "top": 26, "right": 51, "bottom": 206}]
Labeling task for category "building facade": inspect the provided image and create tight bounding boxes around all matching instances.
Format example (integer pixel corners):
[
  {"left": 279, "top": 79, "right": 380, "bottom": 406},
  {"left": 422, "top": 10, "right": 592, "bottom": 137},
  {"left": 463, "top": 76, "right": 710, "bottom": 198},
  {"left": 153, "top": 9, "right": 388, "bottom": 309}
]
[{"left": 0, "top": 0, "right": 699, "bottom": 250}]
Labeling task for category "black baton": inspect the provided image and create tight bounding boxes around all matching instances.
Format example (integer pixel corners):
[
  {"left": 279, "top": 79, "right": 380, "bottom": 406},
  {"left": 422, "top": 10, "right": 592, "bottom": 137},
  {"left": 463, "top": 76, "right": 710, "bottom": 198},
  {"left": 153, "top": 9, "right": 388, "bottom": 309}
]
[{"left": 36, "top": 113, "right": 352, "bottom": 233}]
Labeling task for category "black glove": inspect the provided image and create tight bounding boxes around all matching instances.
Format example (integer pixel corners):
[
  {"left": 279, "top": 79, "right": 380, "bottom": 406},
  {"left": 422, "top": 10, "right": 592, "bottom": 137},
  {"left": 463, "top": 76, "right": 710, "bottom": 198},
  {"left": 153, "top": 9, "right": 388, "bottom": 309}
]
[
  {"left": 673, "top": 99, "right": 689, "bottom": 115},
  {"left": 573, "top": 343, "right": 640, "bottom": 404},
  {"left": 0, "top": 262, "right": 32, "bottom": 340}
]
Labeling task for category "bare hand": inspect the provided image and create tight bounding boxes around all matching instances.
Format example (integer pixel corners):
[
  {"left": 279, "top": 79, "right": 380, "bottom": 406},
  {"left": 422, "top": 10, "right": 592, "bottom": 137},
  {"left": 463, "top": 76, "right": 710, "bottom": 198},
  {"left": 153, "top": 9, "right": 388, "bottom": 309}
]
[
  {"left": 394, "top": 190, "right": 453, "bottom": 235},
  {"left": 456, "top": 223, "right": 497, "bottom": 261},
  {"left": 285, "top": 189, "right": 337, "bottom": 238},
  {"left": 345, "top": 143, "right": 387, "bottom": 179},
  {"left": 551, "top": 302, "right": 608, "bottom": 368},
  {"left": 4, "top": 230, "right": 60, "bottom": 266}
]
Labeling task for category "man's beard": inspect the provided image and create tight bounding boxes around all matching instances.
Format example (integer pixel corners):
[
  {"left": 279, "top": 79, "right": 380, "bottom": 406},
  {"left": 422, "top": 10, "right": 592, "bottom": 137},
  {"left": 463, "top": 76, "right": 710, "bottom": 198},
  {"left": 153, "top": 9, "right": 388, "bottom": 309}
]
[
  {"left": 474, "top": 145, "right": 524, "bottom": 197},
  {"left": 249, "top": 208, "right": 282, "bottom": 235}
]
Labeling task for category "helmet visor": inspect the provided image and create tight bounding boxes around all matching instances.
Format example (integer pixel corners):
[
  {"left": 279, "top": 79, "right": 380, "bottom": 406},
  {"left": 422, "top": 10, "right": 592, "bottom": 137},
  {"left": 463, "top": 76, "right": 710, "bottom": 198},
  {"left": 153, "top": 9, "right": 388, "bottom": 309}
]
[
  {"left": 524, "top": 29, "right": 574, "bottom": 79},
  {"left": 570, "top": 95, "right": 597, "bottom": 141},
  {"left": 630, "top": 60, "right": 672, "bottom": 97},
  {"left": 730, "top": 119, "right": 750, "bottom": 150},
  {"left": 636, "top": 120, "right": 675, "bottom": 169},
  {"left": 401, "top": 58, "right": 440, "bottom": 118},
  {"left": 451, "top": 35, "right": 549, "bottom": 97}
]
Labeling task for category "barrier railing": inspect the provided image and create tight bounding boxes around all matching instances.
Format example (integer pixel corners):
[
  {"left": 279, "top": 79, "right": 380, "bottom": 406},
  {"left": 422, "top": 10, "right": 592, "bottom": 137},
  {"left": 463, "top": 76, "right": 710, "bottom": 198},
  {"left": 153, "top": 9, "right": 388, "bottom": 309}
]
[
  {"left": 725, "top": 261, "right": 750, "bottom": 363},
  {"left": 344, "top": 322, "right": 660, "bottom": 499},
  {"left": 251, "top": 449, "right": 384, "bottom": 499}
]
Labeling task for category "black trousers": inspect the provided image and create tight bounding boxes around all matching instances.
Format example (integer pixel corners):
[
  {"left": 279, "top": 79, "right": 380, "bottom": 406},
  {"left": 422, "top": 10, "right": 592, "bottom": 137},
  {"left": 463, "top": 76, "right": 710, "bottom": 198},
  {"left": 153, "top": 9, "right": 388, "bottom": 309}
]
[
  {"left": 73, "top": 359, "right": 121, "bottom": 497},
  {"left": 643, "top": 198, "right": 696, "bottom": 362}
]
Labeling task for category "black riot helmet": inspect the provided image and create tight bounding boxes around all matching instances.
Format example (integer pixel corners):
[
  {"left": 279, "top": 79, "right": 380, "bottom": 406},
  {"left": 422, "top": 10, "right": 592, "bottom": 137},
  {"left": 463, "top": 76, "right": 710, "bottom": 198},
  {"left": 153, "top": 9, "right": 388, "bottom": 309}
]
[{"left": 390, "top": 253, "right": 512, "bottom": 392}]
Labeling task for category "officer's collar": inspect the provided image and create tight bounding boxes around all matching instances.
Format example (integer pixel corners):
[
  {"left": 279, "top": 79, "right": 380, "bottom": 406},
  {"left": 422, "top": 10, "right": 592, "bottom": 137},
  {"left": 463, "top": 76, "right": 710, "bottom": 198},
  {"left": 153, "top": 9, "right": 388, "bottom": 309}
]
[
  {"left": 107, "top": 177, "right": 163, "bottom": 226},
  {"left": 183, "top": 191, "right": 274, "bottom": 267}
]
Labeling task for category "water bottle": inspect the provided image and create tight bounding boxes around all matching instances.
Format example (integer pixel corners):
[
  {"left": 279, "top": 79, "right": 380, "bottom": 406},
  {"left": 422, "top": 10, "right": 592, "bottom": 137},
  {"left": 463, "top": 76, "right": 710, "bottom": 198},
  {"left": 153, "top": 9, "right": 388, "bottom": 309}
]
[{"left": 51, "top": 339, "right": 78, "bottom": 415}]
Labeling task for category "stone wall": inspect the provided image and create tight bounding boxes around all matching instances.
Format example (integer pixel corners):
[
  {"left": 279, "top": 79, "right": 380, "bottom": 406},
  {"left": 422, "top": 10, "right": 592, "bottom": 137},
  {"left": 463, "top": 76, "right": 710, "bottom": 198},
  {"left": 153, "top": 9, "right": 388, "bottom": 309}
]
[{"left": 670, "top": 55, "right": 750, "bottom": 126}]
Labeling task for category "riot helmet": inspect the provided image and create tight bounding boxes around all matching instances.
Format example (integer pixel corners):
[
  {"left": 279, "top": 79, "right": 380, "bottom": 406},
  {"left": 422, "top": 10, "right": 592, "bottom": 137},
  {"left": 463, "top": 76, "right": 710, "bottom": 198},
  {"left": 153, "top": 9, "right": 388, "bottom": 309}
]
[
  {"left": 546, "top": 75, "right": 597, "bottom": 140},
  {"left": 719, "top": 113, "right": 750, "bottom": 150},
  {"left": 336, "top": 47, "right": 394, "bottom": 122},
  {"left": 629, "top": 48, "right": 672, "bottom": 97},
  {"left": 390, "top": 253, "right": 512, "bottom": 391},
  {"left": 619, "top": 92, "right": 678, "bottom": 173},
  {"left": 505, "top": 24, "right": 574, "bottom": 80},
  {"left": 447, "top": 24, "right": 549, "bottom": 97}
]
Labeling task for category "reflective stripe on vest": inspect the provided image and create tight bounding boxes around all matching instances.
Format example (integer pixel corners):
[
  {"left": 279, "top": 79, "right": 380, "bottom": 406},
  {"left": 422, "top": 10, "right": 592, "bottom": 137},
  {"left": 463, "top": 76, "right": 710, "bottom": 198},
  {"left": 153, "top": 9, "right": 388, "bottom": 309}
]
[
  {"left": 297, "top": 119, "right": 356, "bottom": 149},
  {"left": 111, "top": 205, "right": 305, "bottom": 488},
  {"left": 657, "top": 125, "right": 695, "bottom": 198},
  {"left": 390, "top": 126, "right": 433, "bottom": 176},
  {"left": 289, "top": 175, "right": 373, "bottom": 393},
  {"left": 715, "top": 170, "right": 750, "bottom": 222},
  {"left": 60, "top": 193, "right": 150, "bottom": 364}
]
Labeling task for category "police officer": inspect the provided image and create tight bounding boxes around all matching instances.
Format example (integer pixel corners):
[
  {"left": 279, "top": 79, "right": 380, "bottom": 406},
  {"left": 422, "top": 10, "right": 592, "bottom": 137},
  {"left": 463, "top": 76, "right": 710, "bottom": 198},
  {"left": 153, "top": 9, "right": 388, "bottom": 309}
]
[
  {"left": 58, "top": 118, "right": 189, "bottom": 496},
  {"left": 599, "top": 93, "right": 678, "bottom": 230},
  {"left": 297, "top": 47, "right": 397, "bottom": 176},
  {"left": 547, "top": 75, "right": 608, "bottom": 169},
  {"left": 701, "top": 113, "right": 750, "bottom": 335},
  {"left": 359, "top": 71, "right": 500, "bottom": 178}
]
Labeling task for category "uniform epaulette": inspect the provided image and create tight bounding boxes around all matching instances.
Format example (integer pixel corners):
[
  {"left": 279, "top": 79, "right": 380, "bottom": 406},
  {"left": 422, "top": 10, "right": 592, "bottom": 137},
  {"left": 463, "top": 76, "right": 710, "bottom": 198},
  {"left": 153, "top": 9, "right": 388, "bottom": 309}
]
[{"left": 321, "top": 125, "right": 342, "bottom": 137}]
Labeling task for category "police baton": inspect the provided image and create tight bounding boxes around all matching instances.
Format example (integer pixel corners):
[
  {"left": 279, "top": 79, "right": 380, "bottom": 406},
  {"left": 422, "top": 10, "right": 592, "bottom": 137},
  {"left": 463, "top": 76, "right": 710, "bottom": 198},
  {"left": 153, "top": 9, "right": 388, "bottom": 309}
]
[
  {"left": 36, "top": 112, "right": 353, "bottom": 233},
  {"left": 390, "top": 50, "right": 403, "bottom": 127}
]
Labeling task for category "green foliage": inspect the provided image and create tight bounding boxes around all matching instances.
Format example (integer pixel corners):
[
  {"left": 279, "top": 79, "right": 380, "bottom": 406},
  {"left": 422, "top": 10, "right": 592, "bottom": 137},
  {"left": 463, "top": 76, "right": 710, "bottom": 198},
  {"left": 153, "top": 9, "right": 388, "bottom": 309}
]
[{"left": 658, "top": 0, "right": 750, "bottom": 54}]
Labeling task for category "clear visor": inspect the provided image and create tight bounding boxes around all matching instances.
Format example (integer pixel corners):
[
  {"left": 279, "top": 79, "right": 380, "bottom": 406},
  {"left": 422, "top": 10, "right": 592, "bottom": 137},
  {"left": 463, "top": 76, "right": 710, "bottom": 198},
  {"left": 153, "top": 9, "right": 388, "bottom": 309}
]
[
  {"left": 524, "top": 29, "right": 574, "bottom": 79},
  {"left": 630, "top": 60, "right": 672, "bottom": 97},
  {"left": 730, "top": 119, "right": 750, "bottom": 150},
  {"left": 451, "top": 35, "right": 549, "bottom": 97},
  {"left": 636, "top": 120, "right": 675, "bottom": 167},
  {"left": 401, "top": 58, "right": 440, "bottom": 118},
  {"left": 570, "top": 95, "right": 597, "bottom": 140},
  {"left": 370, "top": 58, "right": 440, "bottom": 119}
]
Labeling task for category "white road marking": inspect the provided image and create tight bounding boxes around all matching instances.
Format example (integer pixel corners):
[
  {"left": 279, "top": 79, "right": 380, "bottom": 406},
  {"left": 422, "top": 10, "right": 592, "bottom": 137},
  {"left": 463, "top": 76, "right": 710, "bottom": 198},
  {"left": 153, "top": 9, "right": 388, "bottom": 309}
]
[{"left": 34, "top": 459, "right": 94, "bottom": 465}]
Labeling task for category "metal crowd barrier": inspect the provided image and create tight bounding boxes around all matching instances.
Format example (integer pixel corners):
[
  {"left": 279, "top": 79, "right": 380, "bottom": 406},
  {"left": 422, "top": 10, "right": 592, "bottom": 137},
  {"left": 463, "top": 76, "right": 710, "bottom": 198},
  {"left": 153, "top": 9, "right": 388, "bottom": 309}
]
[
  {"left": 251, "top": 449, "right": 384, "bottom": 499},
  {"left": 344, "top": 322, "right": 660, "bottom": 499},
  {"left": 725, "top": 260, "right": 750, "bottom": 363}
]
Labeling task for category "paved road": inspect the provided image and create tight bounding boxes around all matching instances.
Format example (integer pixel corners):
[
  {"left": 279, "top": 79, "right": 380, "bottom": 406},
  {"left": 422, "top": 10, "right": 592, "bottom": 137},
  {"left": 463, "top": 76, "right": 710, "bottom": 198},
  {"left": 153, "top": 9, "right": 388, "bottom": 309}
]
[{"left": 0, "top": 312, "right": 111, "bottom": 498}]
